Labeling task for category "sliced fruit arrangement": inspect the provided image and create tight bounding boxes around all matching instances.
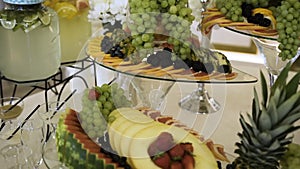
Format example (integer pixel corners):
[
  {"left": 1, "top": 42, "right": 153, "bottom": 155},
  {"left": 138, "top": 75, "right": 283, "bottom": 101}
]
[
  {"left": 201, "top": 0, "right": 300, "bottom": 60},
  {"left": 87, "top": 29, "right": 238, "bottom": 82},
  {"left": 138, "top": 108, "right": 229, "bottom": 163},
  {"left": 107, "top": 108, "right": 220, "bottom": 169},
  {"left": 43, "top": 0, "right": 89, "bottom": 19},
  {"left": 0, "top": 5, "right": 52, "bottom": 32}
]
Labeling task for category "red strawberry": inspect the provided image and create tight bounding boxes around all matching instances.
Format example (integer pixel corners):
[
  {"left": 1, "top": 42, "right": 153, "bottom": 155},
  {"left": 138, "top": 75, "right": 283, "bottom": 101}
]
[
  {"left": 180, "top": 143, "right": 194, "bottom": 154},
  {"left": 88, "top": 88, "right": 100, "bottom": 100},
  {"left": 169, "top": 144, "right": 185, "bottom": 159},
  {"left": 170, "top": 161, "right": 183, "bottom": 169},
  {"left": 156, "top": 132, "right": 174, "bottom": 152},
  {"left": 182, "top": 154, "right": 195, "bottom": 169},
  {"left": 148, "top": 142, "right": 159, "bottom": 157},
  {"left": 152, "top": 153, "right": 171, "bottom": 169}
]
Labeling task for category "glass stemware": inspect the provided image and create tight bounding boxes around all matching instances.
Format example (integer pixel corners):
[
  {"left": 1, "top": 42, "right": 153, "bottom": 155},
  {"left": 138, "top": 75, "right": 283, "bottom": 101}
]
[
  {"left": 21, "top": 118, "right": 45, "bottom": 168},
  {"left": 253, "top": 37, "right": 299, "bottom": 86},
  {"left": 179, "top": 83, "right": 221, "bottom": 114},
  {"left": 38, "top": 101, "right": 66, "bottom": 169},
  {"left": 0, "top": 97, "right": 24, "bottom": 122}
]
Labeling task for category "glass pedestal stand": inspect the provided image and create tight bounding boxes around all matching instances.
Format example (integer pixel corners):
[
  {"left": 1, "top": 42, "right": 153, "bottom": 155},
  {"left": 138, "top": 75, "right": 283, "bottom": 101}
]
[{"left": 179, "top": 83, "right": 220, "bottom": 114}]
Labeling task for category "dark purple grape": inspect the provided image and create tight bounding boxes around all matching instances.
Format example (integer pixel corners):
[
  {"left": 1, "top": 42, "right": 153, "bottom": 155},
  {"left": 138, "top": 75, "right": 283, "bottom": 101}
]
[
  {"left": 163, "top": 47, "right": 172, "bottom": 52},
  {"left": 259, "top": 18, "right": 271, "bottom": 27},
  {"left": 160, "top": 57, "right": 173, "bottom": 68},
  {"left": 192, "top": 61, "right": 206, "bottom": 72},
  {"left": 150, "top": 57, "right": 161, "bottom": 67},
  {"left": 184, "top": 59, "right": 193, "bottom": 68},
  {"left": 217, "top": 65, "right": 232, "bottom": 73},
  {"left": 147, "top": 54, "right": 156, "bottom": 64},
  {"left": 203, "top": 63, "right": 214, "bottom": 74},
  {"left": 174, "top": 59, "right": 189, "bottom": 69},
  {"left": 241, "top": 3, "right": 253, "bottom": 18}
]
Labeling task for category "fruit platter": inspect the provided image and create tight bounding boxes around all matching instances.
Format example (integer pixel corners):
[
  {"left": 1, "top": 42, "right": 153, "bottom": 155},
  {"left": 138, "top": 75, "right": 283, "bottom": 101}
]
[{"left": 46, "top": 62, "right": 300, "bottom": 169}]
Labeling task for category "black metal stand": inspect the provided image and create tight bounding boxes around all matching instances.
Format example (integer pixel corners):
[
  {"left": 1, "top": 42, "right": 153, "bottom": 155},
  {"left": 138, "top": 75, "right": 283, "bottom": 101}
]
[{"left": 0, "top": 56, "right": 98, "bottom": 112}]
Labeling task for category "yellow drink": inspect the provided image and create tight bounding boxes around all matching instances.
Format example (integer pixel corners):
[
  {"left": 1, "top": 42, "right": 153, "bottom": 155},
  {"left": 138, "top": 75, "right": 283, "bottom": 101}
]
[
  {"left": 0, "top": 7, "right": 61, "bottom": 82},
  {"left": 0, "top": 105, "right": 23, "bottom": 120},
  {"left": 59, "top": 8, "right": 91, "bottom": 62},
  {"left": 44, "top": 0, "right": 91, "bottom": 63}
]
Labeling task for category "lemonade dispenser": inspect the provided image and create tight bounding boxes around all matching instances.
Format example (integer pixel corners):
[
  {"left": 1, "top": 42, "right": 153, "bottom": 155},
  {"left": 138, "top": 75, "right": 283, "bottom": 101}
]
[{"left": 0, "top": 0, "right": 61, "bottom": 82}]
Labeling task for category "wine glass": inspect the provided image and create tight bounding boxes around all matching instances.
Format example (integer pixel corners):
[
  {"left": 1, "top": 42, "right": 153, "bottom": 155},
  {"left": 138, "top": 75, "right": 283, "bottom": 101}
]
[
  {"left": 38, "top": 101, "right": 66, "bottom": 169},
  {"left": 0, "top": 97, "right": 25, "bottom": 166},
  {"left": 252, "top": 37, "right": 299, "bottom": 86},
  {"left": 0, "top": 97, "right": 24, "bottom": 122},
  {"left": 21, "top": 118, "right": 45, "bottom": 168}
]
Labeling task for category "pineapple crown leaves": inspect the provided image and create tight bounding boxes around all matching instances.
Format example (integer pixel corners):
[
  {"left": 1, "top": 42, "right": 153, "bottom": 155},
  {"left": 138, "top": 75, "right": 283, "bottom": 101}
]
[{"left": 234, "top": 62, "right": 300, "bottom": 169}]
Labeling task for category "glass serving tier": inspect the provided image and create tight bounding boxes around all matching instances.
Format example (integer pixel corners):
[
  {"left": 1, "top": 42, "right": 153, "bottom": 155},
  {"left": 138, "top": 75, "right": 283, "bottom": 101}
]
[
  {"left": 223, "top": 26, "right": 300, "bottom": 86},
  {"left": 84, "top": 32, "right": 257, "bottom": 115}
]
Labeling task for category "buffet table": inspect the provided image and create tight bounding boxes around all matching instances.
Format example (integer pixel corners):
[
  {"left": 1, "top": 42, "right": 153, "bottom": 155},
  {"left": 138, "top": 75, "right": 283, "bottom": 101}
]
[{"left": 1, "top": 50, "right": 299, "bottom": 168}]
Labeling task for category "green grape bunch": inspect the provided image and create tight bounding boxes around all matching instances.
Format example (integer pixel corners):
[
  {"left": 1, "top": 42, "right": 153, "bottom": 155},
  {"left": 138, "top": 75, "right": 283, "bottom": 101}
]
[{"left": 79, "top": 83, "right": 132, "bottom": 139}]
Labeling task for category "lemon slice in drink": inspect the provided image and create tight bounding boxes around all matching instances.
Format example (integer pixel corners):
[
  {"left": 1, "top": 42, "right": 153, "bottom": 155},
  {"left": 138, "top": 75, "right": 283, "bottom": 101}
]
[
  {"left": 1, "top": 19, "right": 16, "bottom": 29},
  {"left": 23, "top": 14, "right": 38, "bottom": 23},
  {"left": 38, "top": 12, "right": 51, "bottom": 25},
  {"left": 54, "top": 2, "right": 78, "bottom": 19}
]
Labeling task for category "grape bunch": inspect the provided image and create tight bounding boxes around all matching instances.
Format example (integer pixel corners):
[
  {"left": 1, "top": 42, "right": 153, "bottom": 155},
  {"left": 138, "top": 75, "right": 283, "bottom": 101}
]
[
  {"left": 79, "top": 83, "right": 131, "bottom": 139},
  {"left": 274, "top": 0, "right": 300, "bottom": 60},
  {"left": 215, "top": 0, "right": 244, "bottom": 22}
]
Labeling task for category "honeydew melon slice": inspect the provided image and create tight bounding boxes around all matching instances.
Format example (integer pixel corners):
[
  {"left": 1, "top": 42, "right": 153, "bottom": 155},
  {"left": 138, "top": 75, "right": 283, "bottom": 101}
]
[
  {"left": 129, "top": 124, "right": 218, "bottom": 169},
  {"left": 119, "top": 121, "right": 157, "bottom": 157},
  {"left": 108, "top": 108, "right": 155, "bottom": 153},
  {"left": 108, "top": 116, "right": 128, "bottom": 151}
]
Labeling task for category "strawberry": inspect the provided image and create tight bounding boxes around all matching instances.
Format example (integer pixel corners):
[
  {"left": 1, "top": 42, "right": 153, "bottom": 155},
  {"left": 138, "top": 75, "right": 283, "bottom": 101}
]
[
  {"left": 169, "top": 144, "right": 185, "bottom": 159},
  {"left": 156, "top": 132, "right": 174, "bottom": 152},
  {"left": 148, "top": 142, "right": 159, "bottom": 157},
  {"left": 152, "top": 152, "right": 171, "bottom": 169},
  {"left": 182, "top": 154, "right": 195, "bottom": 169},
  {"left": 180, "top": 143, "right": 194, "bottom": 154},
  {"left": 170, "top": 161, "right": 183, "bottom": 169},
  {"left": 88, "top": 88, "right": 100, "bottom": 100}
]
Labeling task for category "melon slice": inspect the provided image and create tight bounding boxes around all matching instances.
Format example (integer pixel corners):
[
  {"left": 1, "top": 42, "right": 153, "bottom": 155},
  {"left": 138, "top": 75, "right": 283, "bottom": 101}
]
[
  {"left": 119, "top": 121, "right": 157, "bottom": 157},
  {"left": 129, "top": 124, "right": 218, "bottom": 169},
  {"left": 108, "top": 116, "right": 128, "bottom": 151},
  {"left": 108, "top": 108, "right": 155, "bottom": 154}
]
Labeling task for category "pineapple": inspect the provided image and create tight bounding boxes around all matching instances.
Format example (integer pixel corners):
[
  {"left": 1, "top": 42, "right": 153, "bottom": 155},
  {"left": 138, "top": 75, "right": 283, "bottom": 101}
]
[{"left": 232, "top": 63, "right": 300, "bottom": 169}]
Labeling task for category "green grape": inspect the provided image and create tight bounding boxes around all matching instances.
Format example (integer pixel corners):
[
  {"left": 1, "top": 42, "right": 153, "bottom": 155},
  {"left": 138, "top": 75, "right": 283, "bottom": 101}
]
[
  {"left": 103, "top": 101, "right": 113, "bottom": 111},
  {"left": 161, "top": 1, "right": 169, "bottom": 8},
  {"left": 98, "top": 95, "right": 106, "bottom": 103},
  {"left": 169, "top": 5, "right": 177, "bottom": 14}
]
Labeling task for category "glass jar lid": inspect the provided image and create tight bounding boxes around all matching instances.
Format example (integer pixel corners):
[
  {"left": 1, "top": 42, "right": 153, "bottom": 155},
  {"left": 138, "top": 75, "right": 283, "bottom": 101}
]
[{"left": 3, "top": 0, "right": 44, "bottom": 5}]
